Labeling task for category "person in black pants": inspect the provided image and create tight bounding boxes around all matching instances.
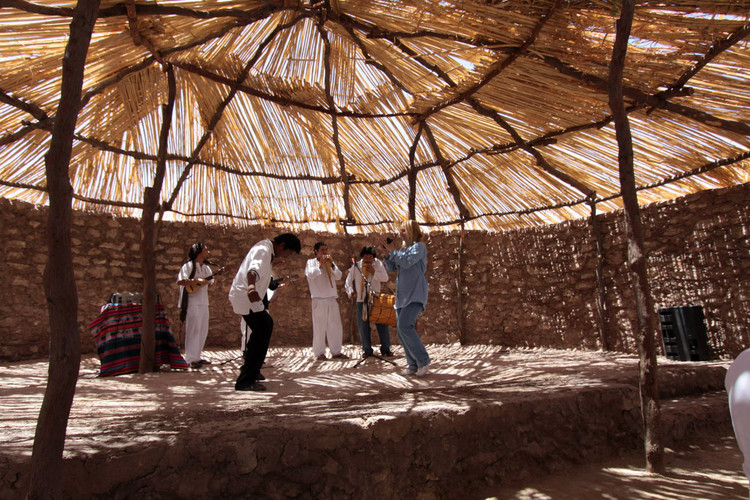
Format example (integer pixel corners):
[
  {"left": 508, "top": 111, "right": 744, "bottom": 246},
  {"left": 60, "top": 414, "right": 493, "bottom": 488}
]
[{"left": 228, "top": 233, "right": 301, "bottom": 391}]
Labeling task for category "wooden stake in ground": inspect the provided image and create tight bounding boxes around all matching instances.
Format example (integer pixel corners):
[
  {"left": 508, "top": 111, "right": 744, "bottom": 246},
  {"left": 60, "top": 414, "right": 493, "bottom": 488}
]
[{"left": 608, "top": 0, "right": 665, "bottom": 474}]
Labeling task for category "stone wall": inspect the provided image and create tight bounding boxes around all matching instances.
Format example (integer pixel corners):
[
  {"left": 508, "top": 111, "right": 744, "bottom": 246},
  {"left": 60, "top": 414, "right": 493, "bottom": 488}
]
[{"left": 1, "top": 182, "right": 748, "bottom": 361}]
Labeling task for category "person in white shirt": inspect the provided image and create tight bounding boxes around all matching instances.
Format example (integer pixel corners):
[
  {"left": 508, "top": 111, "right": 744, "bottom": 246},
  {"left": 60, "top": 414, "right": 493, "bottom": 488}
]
[
  {"left": 345, "top": 246, "right": 393, "bottom": 358},
  {"left": 726, "top": 348, "right": 750, "bottom": 490},
  {"left": 229, "top": 233, "right": 301, "bottom": 391},
  {"left": 305, "top": 241, "right": 348, "bottom": 360},
  {"left": 177, "top": 242, "right": 216, "bottom": 369}
]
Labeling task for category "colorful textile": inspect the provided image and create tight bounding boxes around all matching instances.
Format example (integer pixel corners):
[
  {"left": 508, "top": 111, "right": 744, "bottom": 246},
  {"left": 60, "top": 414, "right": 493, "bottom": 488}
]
[{"left": 89, "top": 302, "right": 189, "bottom": 377}]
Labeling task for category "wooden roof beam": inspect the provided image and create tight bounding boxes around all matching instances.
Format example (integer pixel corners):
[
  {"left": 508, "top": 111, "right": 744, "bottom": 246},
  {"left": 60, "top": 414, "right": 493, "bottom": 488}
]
[
  {"left": 161, "top": 14, "right": 305, "bottom": 218},
  {"left": 543, "top": 56, "right": 750, "bottom": 137},
  {"left": 416, "top": 0, "right": 561, "bottom": 122},
  {"left": 317, "top": 11, "right": 354, "bottom": 225},
  {"left": 664, "top": 21, "right": 750, "bottom": 94},
  {"left": 0, "top": 88, "right": 48, "bottom": 122},
  {"left": 336, "top": 8, "right": 749, "bottom": 136},
  {"left": 467, "top": 96, "right": 597, "bottom": 199},
  {"left": 379, "top": 18, "right": 598, "bottom": 201},
  {"left": 171, "top": 60, "right": 414, "bottom": 120},
  {"left": 0, "top": 0, "right": 282, "bottom": 21},
  {"left": 423, "top": 123, "right": 471, "bottom": 221}
]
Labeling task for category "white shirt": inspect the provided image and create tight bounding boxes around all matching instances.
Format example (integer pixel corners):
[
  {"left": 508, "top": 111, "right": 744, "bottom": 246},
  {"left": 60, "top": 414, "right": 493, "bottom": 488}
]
[
  {"left": 228, "top": 239, "right": 274, "bottom": 315},
  {"left": 305, "top": 257, "right": 342, "bottom": 299},
  {"left": 345, "top": 258, "right": 388, "bottom": 302},
  {"left": 177, "top": 261, "right": 213, "bottom": 307}
]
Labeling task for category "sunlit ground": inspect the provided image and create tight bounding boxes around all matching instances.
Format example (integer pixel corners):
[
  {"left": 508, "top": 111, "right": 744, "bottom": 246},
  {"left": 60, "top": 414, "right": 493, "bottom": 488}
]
[
  {"left": 483, "top": 433, "right": 746, "bottom": 499},
  {"left": 0, "top": 344, "right": 743, "bottom": 498}
]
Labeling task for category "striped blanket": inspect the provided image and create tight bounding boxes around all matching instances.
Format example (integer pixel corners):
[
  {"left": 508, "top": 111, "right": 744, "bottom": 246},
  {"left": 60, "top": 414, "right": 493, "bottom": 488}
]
[{"left": 89, "top": 302, "right": 189, "bottom": 376}]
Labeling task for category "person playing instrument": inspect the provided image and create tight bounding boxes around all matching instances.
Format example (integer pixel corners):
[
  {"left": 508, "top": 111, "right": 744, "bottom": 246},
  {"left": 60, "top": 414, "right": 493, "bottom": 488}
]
[
  {"left": 229, "top": 233, "right": 301, "bottom": 391},
  {"left": 305, "top": 241, "right": 348, "bottom": 360},
  {"left": 345, "top": 246, "right": 393, "bottom": 358},
  {"left": 378, "top": 220, "right": 430, "bottom": 376},
  {"left": 176, "top": 242, "right": 216, "bottom": 369}
]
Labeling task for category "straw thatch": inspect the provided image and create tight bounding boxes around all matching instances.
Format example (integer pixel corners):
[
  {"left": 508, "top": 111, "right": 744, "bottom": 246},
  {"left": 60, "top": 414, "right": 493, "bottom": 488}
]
[{"left": 0, "top": 0, "right": 748, "bottom": 233}]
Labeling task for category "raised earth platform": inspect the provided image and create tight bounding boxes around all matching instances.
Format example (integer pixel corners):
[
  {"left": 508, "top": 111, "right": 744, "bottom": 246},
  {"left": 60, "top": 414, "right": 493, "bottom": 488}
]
[{"left": 0, "top": 345, "right": 744, "bottom": 499}]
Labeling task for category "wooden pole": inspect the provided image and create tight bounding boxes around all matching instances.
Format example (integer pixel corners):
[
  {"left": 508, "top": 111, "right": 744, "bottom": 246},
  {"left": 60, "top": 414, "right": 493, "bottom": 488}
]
[
  {"left": 589, "top": 200, "right": 611, "bottom": 351},
  {"left": 139, "top": 66, "right": 176, "bottom": 373},
  {"left": 456, "top": 223, "right": 465, "bottom": 344},
  {"left": 608, "top": 0, "right": 664, "bottom": 473},
  {"left": 29, "top": 0, "right": 100, "bottom": 497}
]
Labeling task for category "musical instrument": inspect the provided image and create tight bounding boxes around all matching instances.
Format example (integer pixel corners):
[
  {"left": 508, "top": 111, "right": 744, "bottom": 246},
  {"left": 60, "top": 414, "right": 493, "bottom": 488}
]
[
  {"left": 323, "top": 258, "right": 333, "bottom": 287},
  {"left": 270, "top": 274, "right": 299, "bottom": 289},
  {"left": 360, "top": 262, "right": 374, "bottom": 292},
  {"left": 266, "top": 274, "right": 299, "bottom": 302},
  {"left": 362, "top": 262, "right": 374, "bottom": 276},
  {"left": 364, "top": 292, "right": 397, "bottom": 326},
  {"left": 185, "top": 266, "right": 226, "bottom": 293}
]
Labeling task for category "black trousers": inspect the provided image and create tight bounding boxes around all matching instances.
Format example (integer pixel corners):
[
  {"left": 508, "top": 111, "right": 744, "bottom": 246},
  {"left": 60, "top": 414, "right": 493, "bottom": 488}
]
[{"left": 235, "top": 309, "right": 273, "bottom": 388}]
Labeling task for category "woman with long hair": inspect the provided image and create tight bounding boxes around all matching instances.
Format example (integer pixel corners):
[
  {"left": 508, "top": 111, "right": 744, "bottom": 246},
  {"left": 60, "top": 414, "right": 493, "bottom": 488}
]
[{"left": 379, "top": 220, "right": 430, "bottom": 376}]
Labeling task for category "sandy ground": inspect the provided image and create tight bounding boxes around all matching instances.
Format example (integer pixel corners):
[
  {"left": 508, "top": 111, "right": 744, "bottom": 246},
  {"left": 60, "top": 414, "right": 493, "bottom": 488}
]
[{"left": 0, "top": 344, "right": 746, "bottom": 499}]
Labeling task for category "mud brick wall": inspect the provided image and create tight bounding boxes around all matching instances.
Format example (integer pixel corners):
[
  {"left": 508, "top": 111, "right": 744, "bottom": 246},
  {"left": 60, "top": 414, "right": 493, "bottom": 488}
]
[{"left": 1, "top": 182, "right": 748, "bottom": 361}]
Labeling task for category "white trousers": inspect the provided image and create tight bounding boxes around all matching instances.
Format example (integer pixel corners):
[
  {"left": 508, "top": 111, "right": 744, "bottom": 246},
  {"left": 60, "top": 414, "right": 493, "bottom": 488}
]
[
  {"left": 311, "top": 297, "right": 343, "bottom": 356},
  {"left": 184, "top": 303, "right": 209, "bottom": 364}
]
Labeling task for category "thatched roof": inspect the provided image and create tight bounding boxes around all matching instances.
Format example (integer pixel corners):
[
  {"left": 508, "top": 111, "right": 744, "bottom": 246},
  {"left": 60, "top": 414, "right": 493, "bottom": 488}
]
[{"left": 0, "top": 0, "right": 748, "bottom": 233}]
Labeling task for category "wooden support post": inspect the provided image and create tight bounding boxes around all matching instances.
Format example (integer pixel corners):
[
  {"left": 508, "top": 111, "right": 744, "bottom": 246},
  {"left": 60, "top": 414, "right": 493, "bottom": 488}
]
[
  {"left": 609, "top": 0, "right": 664, "bottom": 473},
  {"left": 139, "top": 66, "right": 175, "bottom": 373},
  {"left": 589, "top": 200, "right": 611, "bottom": 351},
  {"left": 456, "top": 223, "right": 465, "bottom": 344},
  {"left": 29, "top": 0, "right": 100, "bottom": 498}
]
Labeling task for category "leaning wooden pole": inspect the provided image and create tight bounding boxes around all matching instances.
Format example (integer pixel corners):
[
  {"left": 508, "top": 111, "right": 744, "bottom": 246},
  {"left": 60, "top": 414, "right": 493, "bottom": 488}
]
[
  {"left": 28, "top": 0, "right": 100, "bottom": 497},
  {"left": 608, "top": 0, "right": 664, "bottom": 473}
]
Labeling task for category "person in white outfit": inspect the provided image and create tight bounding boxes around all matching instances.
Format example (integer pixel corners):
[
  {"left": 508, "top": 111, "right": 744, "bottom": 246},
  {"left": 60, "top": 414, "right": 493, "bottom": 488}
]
[
  {"left": 305, "top": 241, "right": 347, "bottom": 360},
  {"left": 726, "top": 348, "right": 750, "bottom": 492},
  {"left": 177, "top": 242, "right": 216, "bottom": 369},
  {"left": 229, "top": 233, "right": 301, "bottom": 391},
  {"left": 345, "top": 246, "right": 392, "bottom": 358}
]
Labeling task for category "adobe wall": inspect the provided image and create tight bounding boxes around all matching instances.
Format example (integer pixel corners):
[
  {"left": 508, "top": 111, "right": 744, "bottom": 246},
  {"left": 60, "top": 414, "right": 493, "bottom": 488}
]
[{"left": 1, "top": 182, "right": 748, "bottom": 361}]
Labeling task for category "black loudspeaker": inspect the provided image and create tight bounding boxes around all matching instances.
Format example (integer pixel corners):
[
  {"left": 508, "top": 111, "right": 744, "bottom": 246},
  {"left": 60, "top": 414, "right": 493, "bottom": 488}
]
[{"left": 658, "top": 305, "right": 710, "bottom": 361}]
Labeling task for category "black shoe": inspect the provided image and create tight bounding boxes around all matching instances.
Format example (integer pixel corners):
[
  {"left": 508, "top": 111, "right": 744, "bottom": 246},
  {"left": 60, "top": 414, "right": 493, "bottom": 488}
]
[
  {"left": 190, "top": 362, "right": 202, "bottom": 369},
  {"left": 381, "top": 351, "right": 394, "bottom": 357},
  {"left": 199, "top": 359, "right": 212, "bottom": 365},
  {"left": 362, "top": 351, "right": 373, "bottom": 358},
  {"left": 257, "top": 373, "right": 266, "bottom": 381},
  {"left": 236, "top": 382, "right": 267, "bottom": 392}
]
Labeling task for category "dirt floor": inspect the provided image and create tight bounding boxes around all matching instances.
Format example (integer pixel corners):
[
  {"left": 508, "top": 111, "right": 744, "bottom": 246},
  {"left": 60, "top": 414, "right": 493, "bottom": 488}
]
[{"left": 0, "top": 344, "right": 747, "bottom": 499}]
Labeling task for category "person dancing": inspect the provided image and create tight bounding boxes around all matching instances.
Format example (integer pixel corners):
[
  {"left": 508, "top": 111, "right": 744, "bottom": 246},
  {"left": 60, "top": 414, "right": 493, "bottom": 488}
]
[
  {"left": 229, "top": 233, "right": 301, "bottom": 391},
  {"left": 378, "top": 220, "right": 430, "bottom": 376}
]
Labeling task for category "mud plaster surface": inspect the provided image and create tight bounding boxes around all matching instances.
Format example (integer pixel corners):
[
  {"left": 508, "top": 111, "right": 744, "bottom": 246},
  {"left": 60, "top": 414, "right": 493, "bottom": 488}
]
[{"left": 0, "top": 344, "right": 746, "bottom": 499}]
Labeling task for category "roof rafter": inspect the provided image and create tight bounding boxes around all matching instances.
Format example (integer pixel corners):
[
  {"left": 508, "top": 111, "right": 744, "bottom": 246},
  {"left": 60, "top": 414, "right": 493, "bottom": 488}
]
[
  {"left": 160, "top": 13, "right": 307, "bottom": 217},
  {"left": 317, "top": 8, "right": 354, "bottom": 225},
  {"left": 415, "top": 0, "right": 561, "bottom": 122}
]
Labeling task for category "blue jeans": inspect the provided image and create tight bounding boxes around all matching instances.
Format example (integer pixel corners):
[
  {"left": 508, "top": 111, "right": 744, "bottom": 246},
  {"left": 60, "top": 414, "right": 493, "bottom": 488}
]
[
  {"left": 396, "top": 302, "right": 429, "bottom": 370},
  {"left": 356, "top": 302, "right": 391, "bottom": 355}
]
